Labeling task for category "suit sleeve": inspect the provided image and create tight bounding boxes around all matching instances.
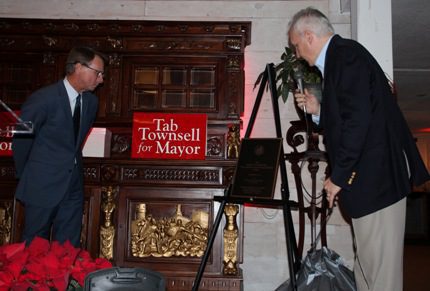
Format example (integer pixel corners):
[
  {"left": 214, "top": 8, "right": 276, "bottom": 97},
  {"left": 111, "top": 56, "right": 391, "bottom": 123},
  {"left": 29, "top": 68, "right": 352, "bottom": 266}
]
[{"left": 12, "top": 91, "right": 48, "bottom": 178}]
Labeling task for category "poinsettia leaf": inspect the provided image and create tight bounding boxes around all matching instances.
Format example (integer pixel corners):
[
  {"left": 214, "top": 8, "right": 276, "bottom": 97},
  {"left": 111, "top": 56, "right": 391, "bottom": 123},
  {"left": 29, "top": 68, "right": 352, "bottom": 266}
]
[
  {"left": 72, "top": 272, "right": 87, "bottom": 287},
  {"left": 5, "top": 261, "right": 25, "bottom": 278},
  {"left": 94, "top": 258, "right": 112, "bottom": 269},
  {"left": 9, "top": 280, "right": 34, "bottom": 291},
  {"left": 27, "top": 237, "right": 50, "bottom": 257},
  {"left": 80, "top": 258, "right": 96, "bottom": 271},
  {"left": 19, "top": 268, "right": 43, "bottom": 282},
  {"left": 10, "top": 251, "right": 29, "bottom": 267},
  {"left": 0, "top": 270, "right": 15, "bottom": 287},
  {"left": 51, "top": 271, "right": 70, "bottom": 291},
  {"left": 77, "top": 250, "right": 91, "bottom": 261},
  {"left": 43, "top": 252, "right": 61, "bottom": 270},
  {"left": 50, "top": 240, "right": 66, "bottom": 258},
  {"left": 27, "top": 281, "right": 51, "bottom": 291},
  {"left": 0, "top": 242, "right": 25, "bottom": 260},
  {"left": 0, "top": 240, "right": 113, "bottom": 291},
  {"left": 60, "top": 256, "right": 75, "bottom": 269},
  {"left": 25, "top": 259, "right": 47, "bottom": 277},
  {"left": 70, "top": 264, "right": 85, "bottom": 279},
  {"left": 66, "top": 246, "right": 81, "bottom": 263}
]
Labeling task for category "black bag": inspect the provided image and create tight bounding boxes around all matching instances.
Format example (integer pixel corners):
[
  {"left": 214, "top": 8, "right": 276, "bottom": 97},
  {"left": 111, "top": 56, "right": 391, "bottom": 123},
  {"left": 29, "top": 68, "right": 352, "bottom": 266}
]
[{"left": 276, "top": 247, "right": 356, "bottom": 291}]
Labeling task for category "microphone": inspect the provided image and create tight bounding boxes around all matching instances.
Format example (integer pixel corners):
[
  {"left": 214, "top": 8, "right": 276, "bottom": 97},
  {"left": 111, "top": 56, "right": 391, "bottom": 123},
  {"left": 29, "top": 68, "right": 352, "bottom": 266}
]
[
  {"left": 293, "top": 64, "right": 311, "bottom": 143},
  {"left": 293, "top": 65, "right": 306, "bottom": 114},
  {"left": 0, "top": 98, "right": 33, "bottom": 134}
]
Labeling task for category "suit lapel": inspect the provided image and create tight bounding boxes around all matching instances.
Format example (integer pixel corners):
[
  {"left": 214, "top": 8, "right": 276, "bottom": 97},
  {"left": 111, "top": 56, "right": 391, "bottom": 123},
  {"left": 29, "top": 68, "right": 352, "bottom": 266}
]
[
  {"left": 323, "top": 34, "right": 340, "bottom": 79},
  {"left": 320, "top": 35, "right": 341, "bottom": 128}
]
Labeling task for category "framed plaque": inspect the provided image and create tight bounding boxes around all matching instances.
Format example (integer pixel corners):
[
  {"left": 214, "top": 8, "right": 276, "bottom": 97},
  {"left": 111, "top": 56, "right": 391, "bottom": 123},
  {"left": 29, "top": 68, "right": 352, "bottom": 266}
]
[{"left": 230, "top": 138, "right": 282, "bottom": 200}]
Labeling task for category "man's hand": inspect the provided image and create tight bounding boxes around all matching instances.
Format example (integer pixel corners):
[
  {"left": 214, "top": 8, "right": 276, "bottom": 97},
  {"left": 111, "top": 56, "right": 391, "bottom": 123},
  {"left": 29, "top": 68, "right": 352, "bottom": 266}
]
[
  {"left": 324, "top": 177, "right": 341, "bottom": 208},
  {"left": 293, "top": 88, "right": 320, "bottom": 115}
]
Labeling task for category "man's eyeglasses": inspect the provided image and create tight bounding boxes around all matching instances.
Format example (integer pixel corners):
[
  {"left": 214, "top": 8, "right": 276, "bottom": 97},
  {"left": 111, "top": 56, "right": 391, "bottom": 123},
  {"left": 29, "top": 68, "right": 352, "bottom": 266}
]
[{"left": 82, "top": 63, "right": 105, "bottom": 78}]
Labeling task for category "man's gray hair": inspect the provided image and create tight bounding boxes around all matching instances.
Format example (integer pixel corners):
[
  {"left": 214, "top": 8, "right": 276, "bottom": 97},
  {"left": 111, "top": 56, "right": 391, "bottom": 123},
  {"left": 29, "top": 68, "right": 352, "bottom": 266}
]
[{"left": 288, "top": 7, "right": 335, "bottom": 37}]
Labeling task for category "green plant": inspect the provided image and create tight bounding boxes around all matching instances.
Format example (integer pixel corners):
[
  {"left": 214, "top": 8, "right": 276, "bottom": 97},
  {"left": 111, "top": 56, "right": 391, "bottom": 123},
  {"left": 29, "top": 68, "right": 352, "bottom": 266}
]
[{"left": 254, "top": 46, "right": 322, "bottom": 103}]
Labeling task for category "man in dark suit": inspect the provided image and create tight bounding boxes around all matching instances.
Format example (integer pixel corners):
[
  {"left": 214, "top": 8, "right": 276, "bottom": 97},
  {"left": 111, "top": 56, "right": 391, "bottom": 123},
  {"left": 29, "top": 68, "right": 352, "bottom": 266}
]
[
  {"left": 12, "top": 46, "right": 106, "bottom": 247},
  {"left": 289, "top": 7, "right": 429, "bottom": 291}
]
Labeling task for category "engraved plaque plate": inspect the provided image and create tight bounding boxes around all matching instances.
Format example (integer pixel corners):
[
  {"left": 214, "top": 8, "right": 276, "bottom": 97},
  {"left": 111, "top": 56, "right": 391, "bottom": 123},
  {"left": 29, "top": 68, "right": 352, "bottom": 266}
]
[{"left": 231, "top": 138, "right": 282, "bottom": 200}]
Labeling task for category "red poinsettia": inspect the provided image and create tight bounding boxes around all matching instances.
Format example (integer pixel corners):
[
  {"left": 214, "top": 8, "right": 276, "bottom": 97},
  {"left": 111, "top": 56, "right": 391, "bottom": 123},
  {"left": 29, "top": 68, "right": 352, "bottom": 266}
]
[{"left": 0, "top": 237, "right": 112, "bottom": 291}]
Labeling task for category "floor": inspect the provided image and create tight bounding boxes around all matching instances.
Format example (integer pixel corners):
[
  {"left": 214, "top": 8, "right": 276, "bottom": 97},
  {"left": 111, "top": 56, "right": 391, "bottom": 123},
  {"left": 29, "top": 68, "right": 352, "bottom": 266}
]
[{"left": 404, "top": 244, "right": 430, "bottom": 291}]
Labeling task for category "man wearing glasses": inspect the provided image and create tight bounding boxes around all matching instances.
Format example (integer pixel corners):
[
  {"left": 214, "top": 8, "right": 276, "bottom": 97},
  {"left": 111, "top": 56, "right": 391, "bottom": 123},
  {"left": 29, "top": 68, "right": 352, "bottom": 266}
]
[{"left": 13, "top": 46, "right": 106, "bottom": 247}]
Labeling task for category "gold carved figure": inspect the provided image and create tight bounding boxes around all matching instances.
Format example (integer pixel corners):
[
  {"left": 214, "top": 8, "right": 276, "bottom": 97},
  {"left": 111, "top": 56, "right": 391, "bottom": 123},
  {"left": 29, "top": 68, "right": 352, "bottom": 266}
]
[
  {"left": 130, "top": 203, "right": 209, "bottom": 258},
  {"left": 227, "top": 125, "right": 240, "bottom": 159},
  {"left": 223, "top": 204, "right": 239, "bottom": 275},
  {"left": 99, "top": 186, "right": 116, "bottom": 260}
]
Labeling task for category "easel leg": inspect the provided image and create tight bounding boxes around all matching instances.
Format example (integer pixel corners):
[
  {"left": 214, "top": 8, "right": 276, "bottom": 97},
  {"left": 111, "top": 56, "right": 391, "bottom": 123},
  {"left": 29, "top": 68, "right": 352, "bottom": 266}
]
[
  {"left": 194, "top": 63, "right": 300, "bottom": 290},
  {"left": 192, "top": 194, "right": 228, "bottom": 291},
  {"left": 268, "top": 64, "right": 300, "bottom": 290}
]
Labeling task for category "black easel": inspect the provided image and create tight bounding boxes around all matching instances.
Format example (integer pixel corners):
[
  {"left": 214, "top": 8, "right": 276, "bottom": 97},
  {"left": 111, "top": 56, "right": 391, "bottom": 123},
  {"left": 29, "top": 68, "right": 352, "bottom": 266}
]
[{"left": 192, "top": 63, "right": 300, "bottom": 291}]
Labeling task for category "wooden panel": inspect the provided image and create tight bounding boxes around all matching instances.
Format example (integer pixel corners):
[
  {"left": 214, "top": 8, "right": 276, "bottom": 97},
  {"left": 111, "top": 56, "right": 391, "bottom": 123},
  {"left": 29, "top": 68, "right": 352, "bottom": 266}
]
[{"left": 0, "top": 18, "right": 250, "bottom": 290}]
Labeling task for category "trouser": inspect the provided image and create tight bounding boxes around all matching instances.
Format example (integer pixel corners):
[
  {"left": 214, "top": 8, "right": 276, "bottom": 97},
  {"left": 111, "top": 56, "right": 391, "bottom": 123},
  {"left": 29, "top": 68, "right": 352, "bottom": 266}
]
[
  {"left": 352, "top": 197, "right": 407, "bottom": 291},
  {"left": 22, "top": 164, "right": 84, "bottom": 247}
]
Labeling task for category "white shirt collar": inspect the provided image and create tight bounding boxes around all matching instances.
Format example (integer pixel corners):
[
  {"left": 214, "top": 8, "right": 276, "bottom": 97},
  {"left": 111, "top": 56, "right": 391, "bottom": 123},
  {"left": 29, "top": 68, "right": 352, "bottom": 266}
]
[
  {"left": 315, "top": 35, "right": 334, "bottom": 78},
  {"left": 64, "top": 78, "right": 80, "bottom": 112},
  {"left": 64, "top": 78, "right": 79, "bottom": 101}
]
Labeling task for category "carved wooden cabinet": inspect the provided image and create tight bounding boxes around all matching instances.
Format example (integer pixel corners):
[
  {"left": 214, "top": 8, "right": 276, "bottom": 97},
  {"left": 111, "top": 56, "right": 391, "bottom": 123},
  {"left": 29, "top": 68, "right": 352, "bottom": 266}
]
[{"left": 0, "top": 18, "right": 251, "bottom": 290}]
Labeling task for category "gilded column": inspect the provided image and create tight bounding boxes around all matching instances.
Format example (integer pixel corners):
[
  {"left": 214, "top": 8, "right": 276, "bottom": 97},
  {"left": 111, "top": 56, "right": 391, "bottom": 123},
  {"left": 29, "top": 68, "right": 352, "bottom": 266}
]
[
  {"left": 99, "top": 186, "right": 117, "bottom": 260},
  {"left": 223, "top": 204, "right": 239, "bottom": 275}
]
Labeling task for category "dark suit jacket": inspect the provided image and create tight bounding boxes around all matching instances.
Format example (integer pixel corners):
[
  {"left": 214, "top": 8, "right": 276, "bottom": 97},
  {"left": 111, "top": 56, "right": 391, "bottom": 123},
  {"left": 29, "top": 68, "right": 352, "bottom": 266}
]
[
  {"left": 12, "top": 80, "right": 98, "bottom": 207},
  {"left": 320, "top": 35, "right": 429, "bottom": 218}
]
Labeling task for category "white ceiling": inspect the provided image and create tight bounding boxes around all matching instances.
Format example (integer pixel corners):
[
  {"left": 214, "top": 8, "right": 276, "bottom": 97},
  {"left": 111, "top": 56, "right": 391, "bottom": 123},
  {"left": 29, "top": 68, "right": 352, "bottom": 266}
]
[{"left": 392, "top": 0, "right": 430, "bottom": 131}]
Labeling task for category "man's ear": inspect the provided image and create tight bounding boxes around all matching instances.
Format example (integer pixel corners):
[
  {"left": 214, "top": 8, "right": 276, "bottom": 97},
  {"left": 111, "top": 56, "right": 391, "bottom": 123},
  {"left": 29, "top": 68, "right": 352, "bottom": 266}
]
[{"left": 304, "top": 30, "right": 314, "bottom": 44}]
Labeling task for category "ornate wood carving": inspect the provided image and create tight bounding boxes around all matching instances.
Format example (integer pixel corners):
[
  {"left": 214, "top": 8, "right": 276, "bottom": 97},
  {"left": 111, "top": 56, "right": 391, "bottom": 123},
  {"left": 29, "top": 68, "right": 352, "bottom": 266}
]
[
  {"left": 130, "top": 203, "right": 208, "bottom": 258},
  {"left": 83, "top": 166, "right": 99, "bottom": 181},
  {"left": 0, "top": 202, "right": 12, "bottom": 245},
  {"left": 101, "top": 164, "right": 119, "bottom": 182},
  {"left": 99, "top": 186, "right": 118, "bottom": 260},
  {"left": 0, "top": 18, "right": 250, "bottom": 291},
  {"left": 0, "top": 165, "right": 15, "bottom": 180},
  {"left": 111, "top": 133, "right": 130, "bottom": 154},
  {"left": 207, "top": 135, "right": 223, "bottom": 158},
  {"left": 223, "top": 204, "right": 239, "bottom": 275},
  {"left": 227, "top": 125, "right": 240, "bottom": 159},
  {"left": 285, "top": 120, "right": 329, "bottom": 257}
]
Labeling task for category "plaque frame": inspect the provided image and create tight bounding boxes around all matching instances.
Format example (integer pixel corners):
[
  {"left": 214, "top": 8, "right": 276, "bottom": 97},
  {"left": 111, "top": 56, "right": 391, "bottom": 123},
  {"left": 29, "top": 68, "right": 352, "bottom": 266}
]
[{"left": 230, "top": 138, "right": 282, "bottom": 200}]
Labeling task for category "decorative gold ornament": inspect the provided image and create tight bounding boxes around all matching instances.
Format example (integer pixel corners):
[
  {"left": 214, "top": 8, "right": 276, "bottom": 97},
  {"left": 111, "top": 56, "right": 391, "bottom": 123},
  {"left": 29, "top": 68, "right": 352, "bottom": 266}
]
[
  {"left": 223, "top": 204, "right": 239, "bottom": 275},
  {"left": 0, "top": 202, "right": 12, "bottom": 246},
  {"left": 99, "top": 186, "right": 117, "bottom": 260},
  {"left": 227, "top": 125, "right": 240, "bottom": 159},
  {"left": 130, "top": 204, "right": 209, "bottom": 258},
  {"left": 226, "top": 38, "right": 242, "bottom": 50}
]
